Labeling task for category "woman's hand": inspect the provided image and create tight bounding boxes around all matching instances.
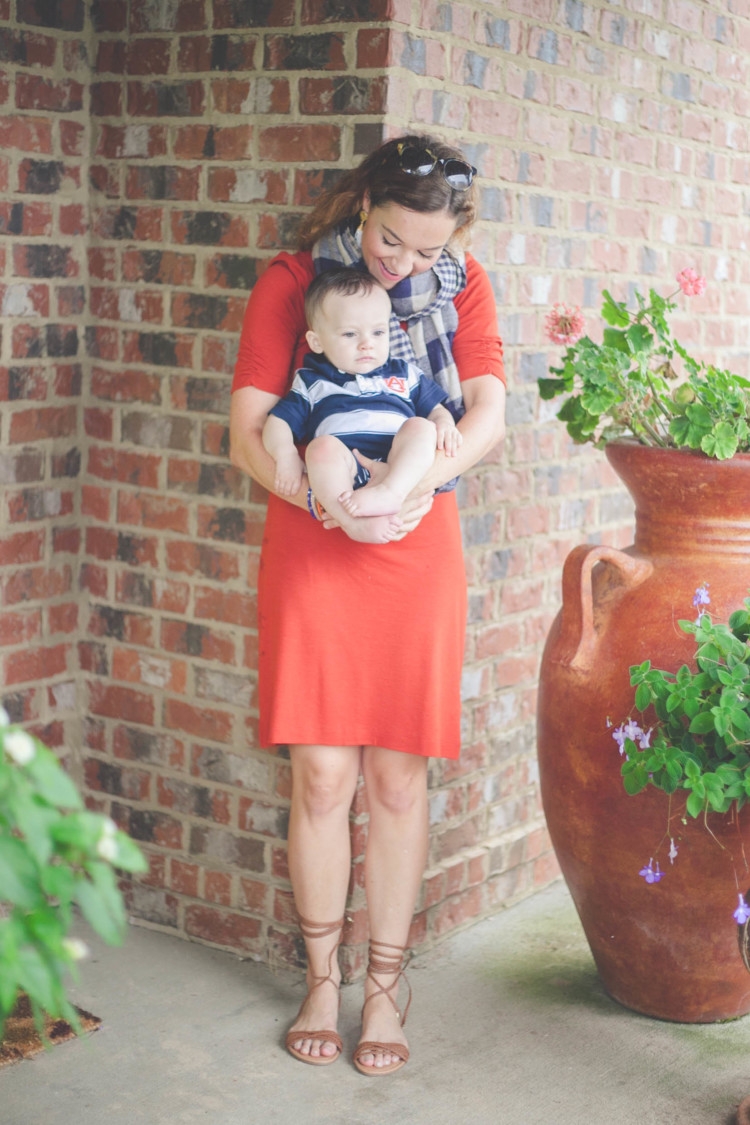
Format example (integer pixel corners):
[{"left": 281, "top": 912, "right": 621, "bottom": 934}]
[{"left": 327, "top": 451, "right": 434, "bottom": 539}]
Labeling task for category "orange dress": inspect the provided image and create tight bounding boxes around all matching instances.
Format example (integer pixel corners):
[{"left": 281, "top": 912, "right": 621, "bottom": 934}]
[{"left": 233, "top": 251, "right": 504, "bottom": 759}]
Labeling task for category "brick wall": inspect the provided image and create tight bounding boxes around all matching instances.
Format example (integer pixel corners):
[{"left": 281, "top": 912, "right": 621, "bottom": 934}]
[
  {"left": 0, "top": 0, "right": 89, "bottom": 760},
  {"left": 2, "top": 0, "right": 749, "bottom": 974}
]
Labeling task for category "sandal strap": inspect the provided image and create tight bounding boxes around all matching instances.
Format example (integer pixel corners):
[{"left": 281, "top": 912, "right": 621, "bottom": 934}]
[
  {"left": 363, "top": 938, "right": 412, "bottom": 1027},
  {"left": 296, "top": 914, "right": 345, "bottom": 942},
  {"left": 296, "top": 914, "right": 344, "bottom": 997}
]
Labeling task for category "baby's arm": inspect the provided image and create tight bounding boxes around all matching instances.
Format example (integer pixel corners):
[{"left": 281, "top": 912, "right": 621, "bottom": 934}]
[
  {"left": 429, "top": 404, "right": 463, "bottom": 457},
  {"left": 262, "top": 414, "right": 306, "bottom": 496}
]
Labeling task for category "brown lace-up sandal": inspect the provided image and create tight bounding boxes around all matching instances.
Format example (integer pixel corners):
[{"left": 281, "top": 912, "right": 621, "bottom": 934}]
[
  {"left": 353, "top": 938, "right": 412, "bottom": 1077},
  {"left": 285, "top": 915, "right": 344, "bottom": 1066}
]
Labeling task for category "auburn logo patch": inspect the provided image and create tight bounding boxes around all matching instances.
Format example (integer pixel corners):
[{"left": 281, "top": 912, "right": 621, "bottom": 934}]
[{"left": 383, "top": 376, "right": 408, "bottom": 394}]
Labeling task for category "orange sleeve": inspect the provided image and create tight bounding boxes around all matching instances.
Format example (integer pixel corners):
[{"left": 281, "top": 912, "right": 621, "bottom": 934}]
[
  {"left": 452, "top": 254, "right": 505, "bottom": 385},
  {"left": 232, "top": 251, "right": 315, "bottom": 396}
]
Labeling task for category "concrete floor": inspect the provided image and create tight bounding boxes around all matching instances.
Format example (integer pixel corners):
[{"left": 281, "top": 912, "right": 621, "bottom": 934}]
[{"left": 3, "top": 881, "right": 750, "bottom": 1125}]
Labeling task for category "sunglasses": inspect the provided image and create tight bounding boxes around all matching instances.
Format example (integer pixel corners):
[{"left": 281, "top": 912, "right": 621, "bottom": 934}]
[{"left": 394, "top": 143, "right": 477, "bottom": 191}]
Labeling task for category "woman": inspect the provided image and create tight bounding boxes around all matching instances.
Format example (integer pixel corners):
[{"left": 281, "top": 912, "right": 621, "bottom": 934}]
[{"left": 230, "top": 134, "right": 506, "bottom": 1075}]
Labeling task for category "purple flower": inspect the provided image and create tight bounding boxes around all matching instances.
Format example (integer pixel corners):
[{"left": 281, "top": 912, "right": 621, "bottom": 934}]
[
  {"left": 693, "top": 584, "right": 710, "bottom": 622},
  {"left": 639, "top": 859, "right": 664, "bottom": 884},
  {"left": 624, "top": 719, "right": 643, "bottom": 742},
  {"left": 692, "top": 584, "right": 710, "bottom": 607},
  {"left": 638, "top": 727, "right": 653, "bottom": 750},
  {"left": 733, "top": 894, "right": 750, "bottom": 924},
  {"left": 668, "top": 838, "right": 678, "bottom": 864},
  {"left": 612, "top": 725, "right": 627, "bottom": 754}
]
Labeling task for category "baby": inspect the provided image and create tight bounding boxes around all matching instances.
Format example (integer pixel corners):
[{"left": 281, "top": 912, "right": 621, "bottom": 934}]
[{"left": 262, "top": 267, "right": 462, "bottom": 536}]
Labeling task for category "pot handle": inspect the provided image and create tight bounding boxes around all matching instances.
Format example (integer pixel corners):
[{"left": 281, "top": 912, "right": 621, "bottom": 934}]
[{"left": 558, "top": 544, "right": 653, "bottom": 670}]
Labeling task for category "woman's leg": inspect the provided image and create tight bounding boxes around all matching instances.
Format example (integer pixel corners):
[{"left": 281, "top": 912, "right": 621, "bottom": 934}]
[
  {"left": 357, "top": 745, "right": 429, "bottom": 1069},
  {"left": 286, "top": 743, "right": 361, "bottom": 1059}
]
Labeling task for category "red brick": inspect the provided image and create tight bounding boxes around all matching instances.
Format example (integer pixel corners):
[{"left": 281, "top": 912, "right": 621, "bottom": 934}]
[
  {"left": 164, "top": 699, "right": 233, "bottom": 744},
  {"left": 259, "top": 125, "right": 340, "bottom": 163},
  {"left": 87, "top": 446, "right": 161, "bottom": 489},
  {"left": 95, "top": 124, "right": 168, "bottom": 159},
  {"left": 130, "top": 0, "right": 206, "bottom": 32},
  {"left": 112, "top": 648, "right": 187, "bottom": 695},
  {"left": 160, "top": 619, "right": 237, "bottom": 665},
  {"left": 117, "top": 493, "right": 190, "bottom": 534},
  {"left": 0, "top": 608, "right": 41, "bottom": 647},
  {"left": 115, "top": 571, "right": 189, "bottom": 614},
  {"left": 127, "top": 80, "right": 204, "bottom": 117},
  {"left": 207, "top": 871, "right": 233, "bottom": 906},
  {"left": 47, "top": 602, "right": 78, "bottom": 634},
  {"left": 194, "top": 587, "right": 256, "bottom": 629},
  {"left": 91, "top": 366, "right": 162, "bottom": 404},
  {"left": 0, "top": 530, "right": 44, "bottom": 566},
  {"left": 211, "top": 76, "right": 290, "bottom": 115},
  {"left": 4, "top": 643, "right": 69, "bottom": 685},
  {"left": 168, "top": 859, "right": 200, "bottom": 897},
  {"left": 122, "top": 249, "right": 196, "bottom": 286},
  {"left": 184, "top": 905, "right": 260, "bottom": 952},
  {"left": 173, "top": 123, "right": 252, "bottom": 162},
  {"left": 88, "top": 681, "right": 155, "bottom": 726},
  {"left": 9, "top": 402, "right": 75, "bottom": 441},
  {"left": 125, "top": 38, "right": 171, "bottom": 75},
  {"left": 15, "top": 74, "right": 84, "bottom": 113}
]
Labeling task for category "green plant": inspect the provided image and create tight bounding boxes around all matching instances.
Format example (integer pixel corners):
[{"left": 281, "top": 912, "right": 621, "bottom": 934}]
[
  {"left": 539, "top": 270, "right": 750, "bottom": 460},
  {"left": 0, "top": 714, "right": 147, "bottom": 1040},
  {"left": 614, "top": 587, "right": 750, "bottom": 918}
]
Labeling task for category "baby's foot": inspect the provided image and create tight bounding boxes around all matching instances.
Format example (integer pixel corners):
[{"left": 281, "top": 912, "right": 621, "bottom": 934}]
[
  {"left": 339, "top": 482, "right": 405, "bottom": 518},
  {"left": 341, "top": 512, "right": 403, "bottom": 544}
]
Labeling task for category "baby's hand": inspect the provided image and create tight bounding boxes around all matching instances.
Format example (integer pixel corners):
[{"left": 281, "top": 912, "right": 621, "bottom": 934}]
[
  {"left": 274, "top": 451, "right": 305, "bottom": 496},
  {"left": 435, "top": 418, "right": 463, "bottom": 457}
]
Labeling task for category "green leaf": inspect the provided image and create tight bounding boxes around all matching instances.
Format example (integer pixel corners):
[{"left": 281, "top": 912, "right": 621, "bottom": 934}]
[
  {"left": 701, "top": 421, "right": 739, "bottom": 461},
  {"left": 635, "top": 683, "right": 652, "bottom": 711},
  {"left": 74, "top": 863, "right": 126, "bottom": 947},
  {"left": 538, "top": 377, "right": 568, "bottom": 401},
  {"left": 0, "top": 837, "right": 40, "bottom": 909},
  {"left": 16, "top": 946, "right": 59, "bottom": 1017},
  {"left": 601, "top": 290, "right": 630, "bottom": 327},
  {"left": 25, "top": 748, "right": 82, "bottom": 811},
  {"left": 686, "top": 790, "right": 705, "bottom": 817},
  {"left": 602, "top": 327, "right": 630, "bottom": 353},
  {"left": 111, "top": 832, "right": 148, "bottom": 874},
  {"left": 626, "top": 323, "right": 653, "bottom": 354}
]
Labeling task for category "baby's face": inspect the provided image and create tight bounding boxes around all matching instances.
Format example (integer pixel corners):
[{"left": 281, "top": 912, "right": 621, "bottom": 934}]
[{"left": 306, "top": 287, "right": 391, "bottom": 375}]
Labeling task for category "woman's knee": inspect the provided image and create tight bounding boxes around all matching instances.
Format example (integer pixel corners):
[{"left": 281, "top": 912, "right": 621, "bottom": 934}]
[
  {"left": 291, "top": 746, "right": 359, "bottom": 818},
  {"left": 363, "top": 750, "right": 427, "bottom": 816}
]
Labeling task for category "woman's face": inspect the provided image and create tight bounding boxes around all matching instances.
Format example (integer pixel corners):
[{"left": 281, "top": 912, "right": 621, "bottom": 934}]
[{"left": 359, "top": 200, "right": 458, "bottom": 290}]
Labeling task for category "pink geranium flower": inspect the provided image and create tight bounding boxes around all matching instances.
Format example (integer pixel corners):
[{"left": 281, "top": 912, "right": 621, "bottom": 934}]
[
  {"left": 545, "top": 303, "right": 585, "bottom": 346},
  {"left": 676, "top": 267, "right": 706, "bottom": 297}
]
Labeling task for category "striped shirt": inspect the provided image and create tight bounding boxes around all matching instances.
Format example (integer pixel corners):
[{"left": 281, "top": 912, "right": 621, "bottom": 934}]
[{"left": 269, "top": 352, "right": 449, "bottom": 462}]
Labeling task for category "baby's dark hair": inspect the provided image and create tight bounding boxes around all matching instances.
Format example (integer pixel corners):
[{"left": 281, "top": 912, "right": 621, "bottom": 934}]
[{"left": 304, "top": 267, "right": 386, "bottom": 328}]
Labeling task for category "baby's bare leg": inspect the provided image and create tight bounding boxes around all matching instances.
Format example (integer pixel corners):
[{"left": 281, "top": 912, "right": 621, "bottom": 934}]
[
  {"left": 339, "top": 417, "right": 437, "bottom": 517},
  {"left": 306, "top": 436, "right": 402, "bottom": 544}
]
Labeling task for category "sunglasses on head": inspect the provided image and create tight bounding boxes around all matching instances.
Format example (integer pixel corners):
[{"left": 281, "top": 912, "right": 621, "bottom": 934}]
[{"left": 394, "top": 143, "right": 477, "bottom": 191}]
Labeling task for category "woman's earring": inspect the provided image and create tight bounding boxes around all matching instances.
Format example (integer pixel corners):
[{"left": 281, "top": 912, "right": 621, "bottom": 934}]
[{"left": 357, "top": 209, "right": 368, "bottom": 234}]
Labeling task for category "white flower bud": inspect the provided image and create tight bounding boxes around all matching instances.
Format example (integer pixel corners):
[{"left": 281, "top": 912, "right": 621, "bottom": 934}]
[
  {"left": 62, "top": 938, "right": 90, "bottom": 961},
  {"left": 96, "top": 834, "right": 119, "bottom": 862},
  {"left": 4, "top": 730, "right": 36, "bottom": 765}
]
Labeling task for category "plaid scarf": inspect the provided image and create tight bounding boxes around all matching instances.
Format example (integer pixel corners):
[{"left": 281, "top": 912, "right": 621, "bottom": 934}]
[{"left": 312, "top": 219, "right": 467, "bottom": 417}]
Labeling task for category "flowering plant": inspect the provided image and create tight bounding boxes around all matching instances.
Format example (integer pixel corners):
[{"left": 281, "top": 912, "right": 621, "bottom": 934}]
[
  {"left": 0, "top": 713, "right": 147, "bottom": 1039},
  {"left": 540, "top": 270, "right": 750, "bottom": 460},
  {"left": 612, "top": 587, "right": 750, "bottom": 923}
]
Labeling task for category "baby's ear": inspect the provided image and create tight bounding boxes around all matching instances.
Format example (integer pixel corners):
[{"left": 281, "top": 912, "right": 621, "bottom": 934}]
[{"left": 306, "top": 328, "right": 324, "bottom": 354}]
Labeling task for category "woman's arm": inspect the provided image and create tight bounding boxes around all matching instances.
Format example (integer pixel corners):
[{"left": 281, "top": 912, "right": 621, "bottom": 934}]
[
  {"left": 415, "top": 374, "right": 506, "bottom": 495},
  {"left": 230, "top": 385, "right": 310, "bottom": 510}
]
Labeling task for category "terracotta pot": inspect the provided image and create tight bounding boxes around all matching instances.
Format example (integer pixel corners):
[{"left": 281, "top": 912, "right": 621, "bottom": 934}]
[{"left": 538, "top": 441, "right": 750, "bottom": 1022}]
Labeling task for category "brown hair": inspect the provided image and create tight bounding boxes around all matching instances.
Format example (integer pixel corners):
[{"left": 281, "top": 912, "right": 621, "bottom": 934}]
[
  {"left": 297, "top": 133, "right": 477, "bottom": 251},
  {"left": 304, "top": 267, "right": 384, "bottom": 327}
]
